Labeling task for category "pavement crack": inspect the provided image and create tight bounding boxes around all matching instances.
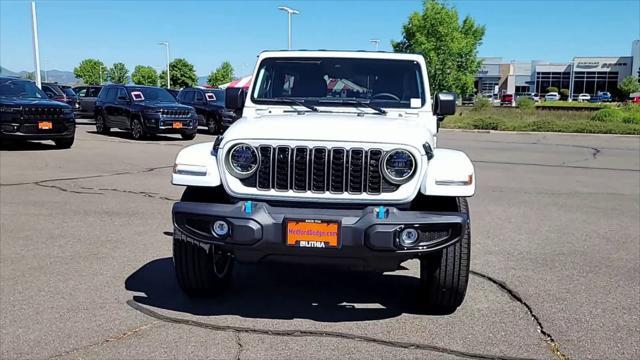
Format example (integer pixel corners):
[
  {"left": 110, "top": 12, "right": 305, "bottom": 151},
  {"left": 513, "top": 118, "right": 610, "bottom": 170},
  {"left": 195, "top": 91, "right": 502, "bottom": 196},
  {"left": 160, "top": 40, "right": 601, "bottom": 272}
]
[
  {"left": 78, "top": 186, "right": 179, "bottom": 201},
  {"left": 234, "top": 331, "right": 244, "bottom": 360},
  {"left": 470, "top": 271, "right": 570, "bottom": 360},
  {"left": 0, "top": 165, "right": 173, "bottom": 187},
  {"left": 48, "top": 321, "right": 159, "bottom": 359},
  {"left": 127, "top": 300, "right": 540, "bottom": 360},
  {"left": 474, "top": 159, "right": 637, "bottom": 172}
]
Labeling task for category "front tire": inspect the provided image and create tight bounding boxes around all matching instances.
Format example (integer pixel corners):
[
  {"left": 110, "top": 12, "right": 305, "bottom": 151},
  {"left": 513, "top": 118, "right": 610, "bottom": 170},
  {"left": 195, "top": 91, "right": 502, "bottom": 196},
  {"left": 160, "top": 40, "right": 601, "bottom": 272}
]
[
  {"left": 130, "top": 117, "right": 145, "bottom": 140},
  {"left": 206, "top": 116, "right": 219, "bottom": 135},
  {"left": 54, "top": 137, "right": 74, "bottom": 149},
  {"left": 95, "top": 114, "right": 110, "bottom": 134},
  {"left": 419, "top": 197, "right": 470, "bottom": 314},
  {"left": 173, "top": 230, "right": 234, "bottom": 296}
]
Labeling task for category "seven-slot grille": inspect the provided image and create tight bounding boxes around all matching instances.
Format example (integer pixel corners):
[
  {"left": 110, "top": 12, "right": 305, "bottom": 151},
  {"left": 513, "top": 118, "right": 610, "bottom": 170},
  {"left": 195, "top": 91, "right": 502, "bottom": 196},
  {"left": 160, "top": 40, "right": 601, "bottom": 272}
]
[
  {"left": 20, "top": 107, "right": 64, "bottom": 120},
  {"left": 242, "top": 145, "right": 400, "bottom": 195},
  {"left": 160, "top": 109, "right": 191, "bottom": 118}
]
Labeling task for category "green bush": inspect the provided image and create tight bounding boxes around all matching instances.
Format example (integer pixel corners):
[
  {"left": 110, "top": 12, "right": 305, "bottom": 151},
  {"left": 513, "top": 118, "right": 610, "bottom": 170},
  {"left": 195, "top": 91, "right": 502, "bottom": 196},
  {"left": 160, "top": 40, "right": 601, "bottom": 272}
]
[
  {"left": 591, "top": 108, "right": 623, "bottom": 122},
  {"left": 621, "top": 105, "right": 640, "bottom": 124},
  {"left": 559, "top": 88, "right": 570, "bottom": 100},
  {"left": 469, "top": 116, "right": 506, "bottom": 130},
  {"left": 472, "top": 97, "right": 491, "bottom": 111},
  {"left": 516, "top": 97, "right": 535, "bottom": 110},
  {"left": 546, "top": 86, "right": 559, "bottom": 93}
]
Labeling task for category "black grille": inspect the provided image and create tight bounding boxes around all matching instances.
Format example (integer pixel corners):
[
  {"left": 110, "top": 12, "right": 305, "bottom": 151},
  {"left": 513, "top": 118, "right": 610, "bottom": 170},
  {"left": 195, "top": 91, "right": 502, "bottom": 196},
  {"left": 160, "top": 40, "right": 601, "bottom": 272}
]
[
  {"left": 20, "top": 107, "right": 64, "bottom": 120},
  {"left": 249, "top": 145, "right": 398, "bottom": 195},
  {"left": 161, "top": 109, "right": 190, "bottom": 118}
]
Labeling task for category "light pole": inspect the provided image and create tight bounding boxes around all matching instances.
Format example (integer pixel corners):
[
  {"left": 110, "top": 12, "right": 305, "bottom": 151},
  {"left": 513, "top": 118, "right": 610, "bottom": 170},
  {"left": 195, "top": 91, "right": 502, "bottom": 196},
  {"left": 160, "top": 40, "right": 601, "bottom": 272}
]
[
  {"left": 30, "top": 1, "right": 42, "bottom": 88},
  {"left": 278, "top": 6, "right": 299, "bottom": 50},
  {"left": 159, "top": 42, "right": 170, "bottom": 88},
  {"left": 369, "top": 39, "right": 380, "bottom": 51}
]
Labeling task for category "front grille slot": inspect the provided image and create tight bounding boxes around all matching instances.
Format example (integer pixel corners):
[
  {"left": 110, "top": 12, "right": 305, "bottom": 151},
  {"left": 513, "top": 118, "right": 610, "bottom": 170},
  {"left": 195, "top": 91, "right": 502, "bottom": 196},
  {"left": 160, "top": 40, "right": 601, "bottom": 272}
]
[
  {"left": 20, "top": 107, "right": 64, "bottom": 120},
  {"left": 246, "top": 145, "right": 399, "bottom": 195}
]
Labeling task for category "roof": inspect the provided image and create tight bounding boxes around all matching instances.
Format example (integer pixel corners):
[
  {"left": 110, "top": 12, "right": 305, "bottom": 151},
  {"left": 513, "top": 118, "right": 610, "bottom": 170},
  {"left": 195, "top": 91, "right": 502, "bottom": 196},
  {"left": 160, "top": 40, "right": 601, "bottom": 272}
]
[{"left": 257, "top": 50, "right": 424, "bottom": 62}]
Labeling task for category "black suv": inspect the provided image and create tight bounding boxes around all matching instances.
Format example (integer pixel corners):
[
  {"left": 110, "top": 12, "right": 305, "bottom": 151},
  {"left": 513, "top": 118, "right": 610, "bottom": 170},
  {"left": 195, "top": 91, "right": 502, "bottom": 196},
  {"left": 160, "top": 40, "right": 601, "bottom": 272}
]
[
  {"left": 177, "top": 87, "right": 239, "bottom": 134},
  {"left": 0, "top": 77, "right": 75, "bottom": 148},
  {"left": 94, "top": 85, "right": 197, "bottom": 140},
  {"left": 72, "top": 85, "right": 102, "bottom": 117}
]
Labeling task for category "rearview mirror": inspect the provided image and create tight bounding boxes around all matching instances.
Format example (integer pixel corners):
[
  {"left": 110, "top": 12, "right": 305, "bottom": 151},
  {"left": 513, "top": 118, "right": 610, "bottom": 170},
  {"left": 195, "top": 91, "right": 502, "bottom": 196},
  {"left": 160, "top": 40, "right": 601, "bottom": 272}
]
[
  {"left": 434, "top": 92, "right": 456, "bottom": 117},
  {"left": 225, "top": 88, "right": 246, "bottom": 110}
]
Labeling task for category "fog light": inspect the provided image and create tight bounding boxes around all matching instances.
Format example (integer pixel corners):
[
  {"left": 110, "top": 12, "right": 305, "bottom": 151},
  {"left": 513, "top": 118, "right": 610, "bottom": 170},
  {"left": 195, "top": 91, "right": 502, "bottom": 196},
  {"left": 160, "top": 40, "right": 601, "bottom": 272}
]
[
  {"left": 212, "top": 220, "right": 229, "bottom": 237},
  {"left": 399, "top": 228, "right": 419, "bottom": 247}
]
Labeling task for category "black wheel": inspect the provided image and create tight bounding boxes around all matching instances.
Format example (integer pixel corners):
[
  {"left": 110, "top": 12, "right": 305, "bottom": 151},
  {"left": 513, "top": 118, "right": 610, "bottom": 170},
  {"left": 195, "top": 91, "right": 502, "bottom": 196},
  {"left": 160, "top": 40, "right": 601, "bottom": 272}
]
[
  {"left": 54, "top": 137, "right": 74, "bottom": 149},
  {"left": 181, "top": 133, "right": 196, "bottom": 140},
  {"left": 130, "top": 117, "right": 145, "bottom": 140},
  {"left": 173, "top": 229, "right": 234, "bottom": 296},
  {"left": 95, "top": 114, "right": 110, "bottom": 134},
  {"left": 419, "top": 197, "right": 470, "bottom": 314},
  {"left": 206, "top": 116, "right": 219, "bottom": 135}
]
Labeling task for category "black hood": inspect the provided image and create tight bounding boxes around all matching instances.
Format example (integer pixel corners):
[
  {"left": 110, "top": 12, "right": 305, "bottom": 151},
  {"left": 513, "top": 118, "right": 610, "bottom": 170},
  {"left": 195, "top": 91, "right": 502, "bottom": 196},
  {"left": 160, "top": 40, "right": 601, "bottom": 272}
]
[
  {"left": 134, "top": 101, "right": 192, "bottom": 111},
  {"left": 0, "top": 97, "right": 71, "bottom": 109}
]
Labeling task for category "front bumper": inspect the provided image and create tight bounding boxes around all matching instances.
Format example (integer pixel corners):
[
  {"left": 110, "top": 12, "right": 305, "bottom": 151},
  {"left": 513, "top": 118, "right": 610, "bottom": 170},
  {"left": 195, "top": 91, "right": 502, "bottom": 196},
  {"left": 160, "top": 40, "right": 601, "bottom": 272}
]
[
  {"left": 143, "top": 116, "right": 198, "bottom": 135},
  {"left": 173, "top": 200, "right": 468, "bottom": 271},
  {"left": 0, "top": 119, "right": 75, "bottom": 140}
]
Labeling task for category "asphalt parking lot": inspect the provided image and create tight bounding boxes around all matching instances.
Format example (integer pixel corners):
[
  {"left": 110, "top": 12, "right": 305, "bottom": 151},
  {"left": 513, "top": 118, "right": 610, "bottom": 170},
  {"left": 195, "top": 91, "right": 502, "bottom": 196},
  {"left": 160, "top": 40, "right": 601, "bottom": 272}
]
[{"left": 1, "top": 124, "right": 638, "bottom": 360}]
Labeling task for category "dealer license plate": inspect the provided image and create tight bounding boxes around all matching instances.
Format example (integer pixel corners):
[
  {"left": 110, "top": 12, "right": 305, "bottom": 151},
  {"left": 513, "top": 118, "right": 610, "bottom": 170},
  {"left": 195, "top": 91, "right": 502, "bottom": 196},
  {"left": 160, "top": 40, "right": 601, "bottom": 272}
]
[
  {"left": 286, "top": 219, "right": 340, "bottom": 248},
  {"left": 172, "top": 122, "right": 183, "bottom": 129},
  {"left": 38, "top": 121, "right": 53, "bottom": 130}
]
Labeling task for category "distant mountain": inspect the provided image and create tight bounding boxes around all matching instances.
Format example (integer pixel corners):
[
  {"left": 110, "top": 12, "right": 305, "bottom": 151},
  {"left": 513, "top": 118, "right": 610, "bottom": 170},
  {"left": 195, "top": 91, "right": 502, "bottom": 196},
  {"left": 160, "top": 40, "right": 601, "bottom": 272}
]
[{"left": 0, "top": 66, "right": 79, "bottom": 85}]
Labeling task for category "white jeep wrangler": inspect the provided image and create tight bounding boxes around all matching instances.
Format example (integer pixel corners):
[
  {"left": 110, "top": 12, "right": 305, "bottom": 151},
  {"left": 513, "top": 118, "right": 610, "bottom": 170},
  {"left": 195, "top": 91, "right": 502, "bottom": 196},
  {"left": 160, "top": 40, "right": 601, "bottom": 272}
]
[{"left": 171, "top": 51, "right": 475, "bottom": 313}]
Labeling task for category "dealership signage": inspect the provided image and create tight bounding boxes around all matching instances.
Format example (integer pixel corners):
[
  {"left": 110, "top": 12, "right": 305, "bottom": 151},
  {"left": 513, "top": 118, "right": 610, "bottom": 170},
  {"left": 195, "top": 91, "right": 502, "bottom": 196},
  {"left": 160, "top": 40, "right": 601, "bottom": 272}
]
[{"left": 576, "top": 60, "right": 629, "bottom": 70}]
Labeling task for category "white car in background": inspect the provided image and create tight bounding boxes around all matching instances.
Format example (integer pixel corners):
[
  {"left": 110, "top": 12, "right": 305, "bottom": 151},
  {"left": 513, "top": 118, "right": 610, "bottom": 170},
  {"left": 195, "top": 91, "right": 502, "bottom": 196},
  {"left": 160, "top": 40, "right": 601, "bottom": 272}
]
[
  {"left": 577, "top": 93, "right": 591, "bottom": 102},
  {"left": 545, "top": 92, "right": 560, "bottom": 101}
]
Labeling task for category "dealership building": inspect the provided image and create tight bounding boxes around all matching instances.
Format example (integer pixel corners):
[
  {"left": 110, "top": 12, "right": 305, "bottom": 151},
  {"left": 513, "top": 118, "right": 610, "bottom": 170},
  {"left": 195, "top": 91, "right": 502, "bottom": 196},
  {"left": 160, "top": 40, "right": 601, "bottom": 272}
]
[{"left": 475, "top": 40, "right": 640, "bottom": 99}]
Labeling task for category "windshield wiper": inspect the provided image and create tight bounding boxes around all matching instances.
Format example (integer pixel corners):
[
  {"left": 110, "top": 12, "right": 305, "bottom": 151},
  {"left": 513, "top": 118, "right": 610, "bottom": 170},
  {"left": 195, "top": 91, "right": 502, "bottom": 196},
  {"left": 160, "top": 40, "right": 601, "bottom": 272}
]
[
  {"left": 318, "top": 98, "right": 387, "bottom": 115},
  {"left": 274, "top": 97, "right": 318, "bottom": 112}
]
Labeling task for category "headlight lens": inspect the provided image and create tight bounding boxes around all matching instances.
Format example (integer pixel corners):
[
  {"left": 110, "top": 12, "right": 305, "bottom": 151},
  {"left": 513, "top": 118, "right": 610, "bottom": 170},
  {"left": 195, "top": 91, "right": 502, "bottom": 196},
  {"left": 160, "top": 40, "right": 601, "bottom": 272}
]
[
  {"left": 382, "top": 149, "right": 415, "bottom": 184},
  {"left": 0, "top": 107, "right": 17, "bottom": 113},
  {"left": 226, "top": 143, "right": 258, "bottom": 178},
  {"left": 143, "top": 109, "right": 160, "bottom": 115}
]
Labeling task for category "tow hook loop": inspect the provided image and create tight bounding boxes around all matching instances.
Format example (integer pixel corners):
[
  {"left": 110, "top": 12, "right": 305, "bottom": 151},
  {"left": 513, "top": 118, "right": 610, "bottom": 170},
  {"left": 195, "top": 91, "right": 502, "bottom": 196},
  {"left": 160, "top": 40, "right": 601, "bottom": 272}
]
[
  {"left": 244, "top": 201, "right": 252, "bottom": 214},
  {"left": 376, "top": 206, "right": 387, "bottom": 219}
]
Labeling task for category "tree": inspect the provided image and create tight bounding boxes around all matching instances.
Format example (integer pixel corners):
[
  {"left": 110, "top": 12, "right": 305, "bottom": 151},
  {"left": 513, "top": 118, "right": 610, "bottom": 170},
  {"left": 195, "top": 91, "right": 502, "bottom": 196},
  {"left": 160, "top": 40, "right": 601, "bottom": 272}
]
[
  {"left": 207, "top": 61, "right": 234, "bottom": 87},
  {"left": 392, "top": 0, "right": 485, "bottom": 96},
  {"left": 107, "top": 62, "right": 129, "bottom": 84},
  {"left": 618, "top": 76, "right": 640, "bottom": 98},
  {"left": 559, "top": 88, "right": 570, "bottom": 100},
  {"left": 546, "top": 86, "right": 559, "bottom": 93},
  {"left": 161, "top": 58, "right": 197, "bottom": 89},
  {"left": 131, "top": 65, "right": 158, "bottom": 86},
  {"left": 24, "top": 72, "right": 35, "bottom": 80},
  {"left": 158, "top": 70, "right": 168, "bottom": 88},
  {"left": 73, "top": 58, "right": 106, "bottom": 85}
]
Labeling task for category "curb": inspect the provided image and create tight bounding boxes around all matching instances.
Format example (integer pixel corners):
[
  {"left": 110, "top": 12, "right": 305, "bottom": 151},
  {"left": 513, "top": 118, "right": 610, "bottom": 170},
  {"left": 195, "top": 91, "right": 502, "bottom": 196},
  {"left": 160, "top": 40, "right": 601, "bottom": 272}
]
[{"left": 440, "top": 128, "right": 640, "bottom": 138}]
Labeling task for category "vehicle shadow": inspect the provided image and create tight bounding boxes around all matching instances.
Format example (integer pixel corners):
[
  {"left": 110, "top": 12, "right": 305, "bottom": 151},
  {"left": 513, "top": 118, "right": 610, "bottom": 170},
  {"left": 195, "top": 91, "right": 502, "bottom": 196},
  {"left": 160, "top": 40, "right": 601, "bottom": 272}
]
[
  {"left": 86, "top": 131, "right": 185, "bottom": 142},
  {"left": 125, "top": 257, "right": 426, "bottom": 322},
  {"left": 0, "top": 140, "right": 59, "bottom": 151}
]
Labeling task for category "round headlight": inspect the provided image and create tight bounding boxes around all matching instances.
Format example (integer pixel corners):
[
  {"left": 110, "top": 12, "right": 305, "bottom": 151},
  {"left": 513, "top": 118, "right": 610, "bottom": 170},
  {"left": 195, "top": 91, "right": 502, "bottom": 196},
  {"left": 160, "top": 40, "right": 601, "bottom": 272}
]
[
  {"left": 382, "top": 149, "right": 415, "bottom": 184},
  {"left": 226, "top": 143, "right": 258, "bottom": 178}
]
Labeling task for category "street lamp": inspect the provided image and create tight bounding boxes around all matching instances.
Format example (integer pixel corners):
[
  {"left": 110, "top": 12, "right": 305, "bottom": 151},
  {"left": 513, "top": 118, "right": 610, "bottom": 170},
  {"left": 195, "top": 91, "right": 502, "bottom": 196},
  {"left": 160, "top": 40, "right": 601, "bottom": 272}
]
[
  {"left": 369, "top": 39, "right": 380, "bottom": 51},
  {"left": 30, "top": 1, "right": 42, "bottom": 88},
  {"left": 278, "top": 6, "right": 299, "bottom": 50},
  {"left": 158, "top": 41, "right": 170, "bottom": 88}
]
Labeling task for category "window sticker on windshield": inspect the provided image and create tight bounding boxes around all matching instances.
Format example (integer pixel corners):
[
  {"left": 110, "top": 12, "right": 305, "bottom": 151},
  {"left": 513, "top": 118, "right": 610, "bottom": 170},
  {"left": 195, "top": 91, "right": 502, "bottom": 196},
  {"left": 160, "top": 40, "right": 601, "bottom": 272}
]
[
  {"left": 410, "top": 98, "right": 421, "bottom": 108},
  {"left": 131, "top": 91, "right": 144, "bottom": 101},
  {"left": 205, "top": 93, "right": 216, "bottom": 101}
]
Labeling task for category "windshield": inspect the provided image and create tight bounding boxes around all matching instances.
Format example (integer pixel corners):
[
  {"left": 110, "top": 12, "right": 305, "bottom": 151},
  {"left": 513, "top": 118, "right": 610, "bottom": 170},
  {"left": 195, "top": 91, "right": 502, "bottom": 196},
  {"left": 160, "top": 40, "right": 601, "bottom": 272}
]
[
  {"left": 0, "top": 79, "right": 48, "bottom": 99},
  {"left": 205, "top": 89, "right": 225, "bottom": 103},
  {"left": 62, "top": 88, "right": 76, "bottom": 97},
  {"left": 127, "top": 87, "right": 176, "bottom": 102},
  {"left": 252, "top": 57, "right": 425, "bottom": 109}
]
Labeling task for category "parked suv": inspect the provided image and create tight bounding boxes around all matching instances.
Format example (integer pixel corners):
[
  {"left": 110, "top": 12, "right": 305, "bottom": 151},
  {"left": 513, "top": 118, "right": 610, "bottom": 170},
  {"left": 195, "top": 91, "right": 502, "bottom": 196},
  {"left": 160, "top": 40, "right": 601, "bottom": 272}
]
[
  {"left": 170, "top": 51, "right": 475, "bottom": 314},
  {"left": 0, "top": 77, "right": 75, "bottom": 148},
  {"left": 94, "top": 85, "right": 198, "bottom": 140},
  {"left": 177, "top": 87, "right": 240, "bottom": 134},
  {"left": 72, "top": 85, "right": 102, "bottom": 117}
]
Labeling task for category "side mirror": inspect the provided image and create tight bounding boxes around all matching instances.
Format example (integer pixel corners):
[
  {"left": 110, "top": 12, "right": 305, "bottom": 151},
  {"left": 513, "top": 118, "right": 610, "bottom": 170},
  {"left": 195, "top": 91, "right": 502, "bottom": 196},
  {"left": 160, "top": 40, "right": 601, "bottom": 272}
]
[
  {"left": 45, "top": 92, "right": 54, "bottom": 98},
  {"left": 225, "top": 87, "right": 246, "bottom": 110},
  {"left": 434, "top": 92, "right": 456, "bottom": 117}
]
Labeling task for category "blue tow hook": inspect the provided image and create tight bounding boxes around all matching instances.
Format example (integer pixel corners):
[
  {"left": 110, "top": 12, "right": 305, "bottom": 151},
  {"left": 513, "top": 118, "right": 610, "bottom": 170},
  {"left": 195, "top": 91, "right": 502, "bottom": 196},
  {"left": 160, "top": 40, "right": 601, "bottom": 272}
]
[
  {"left": 377, "top": 206, "right": 386, "bottom": 219},
  {"left": 244, "top": 201, "right": 253, "bottom": 214}
]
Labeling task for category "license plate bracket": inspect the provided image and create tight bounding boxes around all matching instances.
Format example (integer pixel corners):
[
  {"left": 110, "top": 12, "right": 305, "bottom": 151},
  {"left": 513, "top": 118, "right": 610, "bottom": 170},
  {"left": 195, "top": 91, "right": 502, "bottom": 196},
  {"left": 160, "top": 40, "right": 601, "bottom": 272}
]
[
  {"left": 38, "top": 121, "right": 53, "bottom": 130},
  {"left": 172, "top": 121, "right": 183, "bottom": 129},
  {"left": 285, "top": 219, "right": 340, "bottom": 248}
]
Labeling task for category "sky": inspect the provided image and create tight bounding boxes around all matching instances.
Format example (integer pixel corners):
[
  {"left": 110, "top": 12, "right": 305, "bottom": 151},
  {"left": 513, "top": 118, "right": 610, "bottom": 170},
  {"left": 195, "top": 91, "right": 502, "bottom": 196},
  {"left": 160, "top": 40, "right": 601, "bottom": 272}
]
[{"left": 1, "top": 0, "right": 639, "bottom": 76}]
